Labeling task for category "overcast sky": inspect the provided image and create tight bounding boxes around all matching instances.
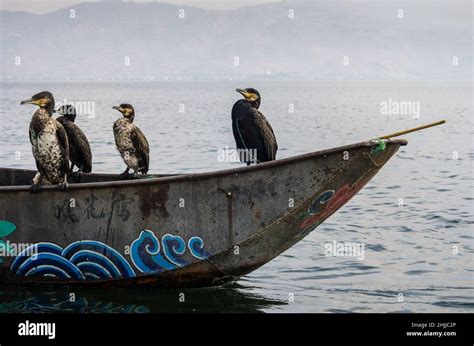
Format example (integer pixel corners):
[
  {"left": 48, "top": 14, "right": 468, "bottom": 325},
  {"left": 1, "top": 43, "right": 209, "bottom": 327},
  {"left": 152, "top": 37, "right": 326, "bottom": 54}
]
[{"left": 0, "top": 0, "right": 281, "bottom": 13}]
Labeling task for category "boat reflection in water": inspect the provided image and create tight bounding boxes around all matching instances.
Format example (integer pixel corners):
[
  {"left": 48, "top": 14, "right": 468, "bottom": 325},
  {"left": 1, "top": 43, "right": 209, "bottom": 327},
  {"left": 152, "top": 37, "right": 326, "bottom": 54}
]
[{"left": 0, "top": 284, "right": 286, "bottom": 313}]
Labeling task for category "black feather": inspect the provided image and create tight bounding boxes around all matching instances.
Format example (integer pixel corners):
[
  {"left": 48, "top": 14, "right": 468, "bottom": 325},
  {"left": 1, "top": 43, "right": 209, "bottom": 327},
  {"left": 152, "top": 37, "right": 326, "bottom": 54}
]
[{"left": 231, "top": 97, "right": 278, "bottom": 164}]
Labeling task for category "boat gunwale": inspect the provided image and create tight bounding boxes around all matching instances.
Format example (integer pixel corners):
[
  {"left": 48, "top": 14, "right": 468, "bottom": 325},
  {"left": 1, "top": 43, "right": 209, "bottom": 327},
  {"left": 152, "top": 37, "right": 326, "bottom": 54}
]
[{"left": 0, "top": 138, "right": 407, "bottom": 192}]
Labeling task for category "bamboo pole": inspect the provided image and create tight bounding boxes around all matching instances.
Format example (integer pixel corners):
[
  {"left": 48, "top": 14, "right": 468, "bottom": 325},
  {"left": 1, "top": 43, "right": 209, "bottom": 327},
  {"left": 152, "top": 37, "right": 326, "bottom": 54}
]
[{"left": 378, "top": 120, "right": 446, "bottom": 139}]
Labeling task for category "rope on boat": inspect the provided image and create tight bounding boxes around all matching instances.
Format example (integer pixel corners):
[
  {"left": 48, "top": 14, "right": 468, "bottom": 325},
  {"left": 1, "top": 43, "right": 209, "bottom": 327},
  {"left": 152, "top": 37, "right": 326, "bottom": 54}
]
[{"left": 371, "top": 139, "right": 387, "bottom": 153}]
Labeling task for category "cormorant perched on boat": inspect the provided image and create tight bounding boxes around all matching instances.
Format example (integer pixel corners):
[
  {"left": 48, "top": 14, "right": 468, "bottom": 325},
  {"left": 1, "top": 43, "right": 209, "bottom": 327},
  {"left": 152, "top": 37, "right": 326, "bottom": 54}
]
[
  {"left": 112, "top": 104, "right": 150, "bottom": 178},
  {"left": 20, "top": 91, "right": 70, "bottom": 192},
  {"left": 232, "top": 88, "right": 278, "bottom": 165},
  {"left": 56, "top": 105, "right": 92, "bottom": 176}
]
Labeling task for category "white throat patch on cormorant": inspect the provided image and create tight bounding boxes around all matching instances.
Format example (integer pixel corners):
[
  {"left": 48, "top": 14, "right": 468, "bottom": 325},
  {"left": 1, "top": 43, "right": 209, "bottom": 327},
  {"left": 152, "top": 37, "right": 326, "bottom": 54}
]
[
  {"left": 232, "top": 88, "right": 278, "bottom": 165},
  {"left": 21, "top": 91, "right": 70, "bottom": 192},
  {"left": 112, "top": 104, "right": 150, "bottom": 179},
  {"left": 56, "top": 104, "right": 92, "bottom": 175}
]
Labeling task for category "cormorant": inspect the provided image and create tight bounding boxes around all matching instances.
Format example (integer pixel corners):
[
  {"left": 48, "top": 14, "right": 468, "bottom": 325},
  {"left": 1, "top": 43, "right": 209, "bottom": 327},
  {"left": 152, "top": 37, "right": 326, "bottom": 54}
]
[
  {"left": 56, "top": 105, "right": 92, "bottom": 176},
  {"left": 231, "top": 88, "right": 278, "bottom": 165},
  {"left": 112, "top": 104, "right": 150, "bottom": 178},
  {"left": 20, "top": 91, "right": 70, "bottom": 192}
]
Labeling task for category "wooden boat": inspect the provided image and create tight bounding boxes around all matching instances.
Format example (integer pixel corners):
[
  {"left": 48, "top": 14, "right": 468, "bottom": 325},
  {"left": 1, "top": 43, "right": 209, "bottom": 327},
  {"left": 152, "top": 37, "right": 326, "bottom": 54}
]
[{"left": 0, "top": 139, "right": 407, "bottom": 287}]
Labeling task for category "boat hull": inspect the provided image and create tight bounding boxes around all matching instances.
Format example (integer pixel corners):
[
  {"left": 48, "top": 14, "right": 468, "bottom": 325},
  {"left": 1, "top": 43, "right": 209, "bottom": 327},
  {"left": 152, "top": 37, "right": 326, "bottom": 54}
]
[{"left": 0, "top": 139, "right": 406, "bottom": 287}]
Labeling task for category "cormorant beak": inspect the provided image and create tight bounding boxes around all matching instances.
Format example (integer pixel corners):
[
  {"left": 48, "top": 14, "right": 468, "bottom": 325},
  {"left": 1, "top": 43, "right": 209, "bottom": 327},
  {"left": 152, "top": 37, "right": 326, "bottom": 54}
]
[
  {"left": 236, "top": 89, "right": 258, "bottom": 102},
  {"left": 112, "top": 106, "right": 124, "bottom": 114},
  {"left": 20, "top": 98, "right": 39, "bottom": 106},
  {"left": 236, "top": 89, "right": 248, "bottom": 97}
]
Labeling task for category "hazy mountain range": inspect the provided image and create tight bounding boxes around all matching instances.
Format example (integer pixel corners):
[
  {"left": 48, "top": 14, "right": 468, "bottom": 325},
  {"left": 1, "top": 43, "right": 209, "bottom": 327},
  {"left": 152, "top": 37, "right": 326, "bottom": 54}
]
[{"left": 0, "top": 0, "right": 471, "bottom": 81}]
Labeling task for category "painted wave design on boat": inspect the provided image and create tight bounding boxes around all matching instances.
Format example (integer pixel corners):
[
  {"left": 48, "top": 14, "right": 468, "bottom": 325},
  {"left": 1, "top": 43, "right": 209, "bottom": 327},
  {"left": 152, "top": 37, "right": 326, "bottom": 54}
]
[
  {"left": 299, "top": 175, "right": 375, "bottom": 233},
  {"left": 0, "top": 220, "right": 17, "bottom": 265},
  {"left": 10, "top": 242, "right": 136, "bottom": 280},
  {"left": 130, "top": 230, "right": 208, "bottom": 273},
  {"left": 9, "top": 230, "right": 208, "bottom": 280}
]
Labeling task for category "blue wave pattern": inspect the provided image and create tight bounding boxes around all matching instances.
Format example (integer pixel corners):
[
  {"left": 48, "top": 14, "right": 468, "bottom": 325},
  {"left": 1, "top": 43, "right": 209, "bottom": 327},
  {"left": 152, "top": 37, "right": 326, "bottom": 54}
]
[
  {"left": 308, "top": 190, "right": 335, "bottom": 215},
  {"left": 11, "top": 242, "right": 136, "bottom": 280},
  {"left": 10, "top": 230, "right": 208, "bottom": 280},
  {"left": 131, "top": 230, "right": 208, "bottom": 273}
]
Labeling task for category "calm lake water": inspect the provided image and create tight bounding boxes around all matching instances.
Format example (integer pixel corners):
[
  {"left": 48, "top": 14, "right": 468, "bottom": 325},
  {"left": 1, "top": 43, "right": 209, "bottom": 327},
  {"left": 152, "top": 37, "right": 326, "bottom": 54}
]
[{"left": 0, "top": 81, "right": 472, "bottom": 313}]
